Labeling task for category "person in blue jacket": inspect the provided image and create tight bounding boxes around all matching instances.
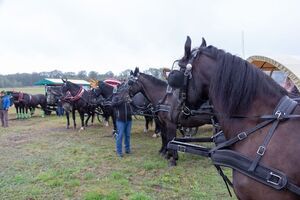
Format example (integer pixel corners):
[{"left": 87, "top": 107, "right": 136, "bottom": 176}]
[{"left": 0, "top": 90, "right": 10, "bottom": 127}]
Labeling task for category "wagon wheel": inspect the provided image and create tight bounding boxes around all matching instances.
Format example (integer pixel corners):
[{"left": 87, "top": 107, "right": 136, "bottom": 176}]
[
  {"left": 95, "top": 107, "right": 104, "bottom": 123},
  {"left": 180, "top": 127, "right": 199, "bottom": 138}
]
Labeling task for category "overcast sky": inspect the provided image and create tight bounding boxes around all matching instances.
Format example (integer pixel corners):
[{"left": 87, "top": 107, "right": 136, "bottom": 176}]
[{"left": 0, "top": 0, "right": 299, "bottom": 75}]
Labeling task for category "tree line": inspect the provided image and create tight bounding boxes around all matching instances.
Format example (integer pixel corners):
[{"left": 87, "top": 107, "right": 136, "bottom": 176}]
[{"left": 0, "top": 68, "right": 166, "bottom": 88}]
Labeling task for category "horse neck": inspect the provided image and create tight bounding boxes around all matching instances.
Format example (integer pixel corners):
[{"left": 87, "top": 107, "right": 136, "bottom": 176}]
[
  {"left": 139, "top": 75, "right": 167, "bottom": 105},
  {"left": 69, "top": 84, "right": 81, "bottom": 96},
  {"left": 101, "top": 85, "right": 113, "bottom": 98}
]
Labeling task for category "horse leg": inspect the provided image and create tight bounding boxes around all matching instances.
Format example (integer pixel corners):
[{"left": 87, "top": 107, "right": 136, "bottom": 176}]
[
  {"left": 166, "top": 123, "right": 178, "bottom": 166},
  {"left": 19, "top": 106, "right": 23, "bottom": 119},
  {"left": 28, "top": 107, "right": 32, "bottom": 118},
  {"left": 15, "top": 105, "right": 19, "bottom": 119},
  {"left": 91, "top": 111, "right": 95, "bottom": 126},
  {"left": 85, "top": 112, "right": 91, "bottom": 127},
  {"left": 65, "top": 111, "right": 70, "bottom": 129},
  {"left": 111, "top": 112, "right": 117, "bottom": 135},
  {"left": 154, "top": 118, "right": 161, "bottom": 134},
  {"left": 79, "top": 111, "right": 85, "bottom": 131},
  {"left": 144, "top": 116, "right": 149, "bottom": 133},
  {"left": 72, "top": 109, "right": 76, "bottom": 129},
  {"left": 25, "top": 107, "right": 30, "bottom": 118},
  {"left": 159, "top": 126, "right": 167, "bottom": 156}
]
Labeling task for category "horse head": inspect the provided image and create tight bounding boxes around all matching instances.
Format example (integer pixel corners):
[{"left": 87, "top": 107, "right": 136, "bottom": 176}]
[
  {"left": 128, "top": 67, "right": 143, "bottom": 97},
  {"left": 167, "top": 36, "right": 211, "bottom": 123},
  {"left": 98, "top": 81, "right": 114, "bottom": 99}
]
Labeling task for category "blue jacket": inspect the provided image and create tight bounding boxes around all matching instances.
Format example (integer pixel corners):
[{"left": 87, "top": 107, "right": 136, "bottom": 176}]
[{"left": 1, "top": 95, "right": 10, "bottom": 110}]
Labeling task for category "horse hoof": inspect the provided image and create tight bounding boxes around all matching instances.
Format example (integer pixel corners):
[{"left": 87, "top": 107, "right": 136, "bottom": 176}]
[
  {"left": 144, "top": 128, "right": 148, "bottom": 133},
  {"left": 66, "top": 126, "right": 70, "bottom": 129},
  {"left": 105, "top": 122, "right": 109, "bottom": 127},
  {"left": 168, "top": 161, "right": 176, "bottom": 167},
  {"left": 152, "top": 134, "right": 157, "bottom": 138}
]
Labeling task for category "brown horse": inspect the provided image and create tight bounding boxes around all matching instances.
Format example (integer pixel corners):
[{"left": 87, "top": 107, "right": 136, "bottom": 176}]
[{"left": 167, "top": 36, "right": 300, "bottom": 199}]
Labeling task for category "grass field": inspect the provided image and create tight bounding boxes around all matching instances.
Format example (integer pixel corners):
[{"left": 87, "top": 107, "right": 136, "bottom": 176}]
[
  {"left": 1, "top": 86, "right": 45, "bottom": 94},
  {"left": 0, "top": 87, "right": 236, "bottom": 199}
]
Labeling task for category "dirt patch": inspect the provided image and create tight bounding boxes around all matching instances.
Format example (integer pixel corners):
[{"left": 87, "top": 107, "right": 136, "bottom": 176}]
[{"left": 5, "top": 133, "right": 31, "bottom": 146}]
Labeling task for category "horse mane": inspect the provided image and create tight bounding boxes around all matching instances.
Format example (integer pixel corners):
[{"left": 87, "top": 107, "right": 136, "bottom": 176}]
[
  {"left": 99, "top": 81, "right": 114, "bottom": 98},
  {"left": 140, "top": 73, "right": 167, "bottom": 87},
  {"left": 204, "top": 46, "right": 288, "bottom": 116}
]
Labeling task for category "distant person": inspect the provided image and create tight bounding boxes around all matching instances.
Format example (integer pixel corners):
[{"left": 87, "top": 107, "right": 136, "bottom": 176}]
[
  {"left": 283, "top": 77, "right": 300, "bottom": 97},
  {"left": 0, "top": 91, "right": 10, "bottom": 128},
  {"left": 111, "top": 88, "right": 133, "bottom": 158},
  {"left": 56, "top": 99, "right": 64, "bottom": 116}
]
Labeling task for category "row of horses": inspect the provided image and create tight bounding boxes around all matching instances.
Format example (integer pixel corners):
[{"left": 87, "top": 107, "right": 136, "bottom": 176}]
[
  {"left": 7, "top": 91, "right": 47, "bottom": 119},
  {"left": 8, "top": 36, "right": 300, "bottom": 199}
]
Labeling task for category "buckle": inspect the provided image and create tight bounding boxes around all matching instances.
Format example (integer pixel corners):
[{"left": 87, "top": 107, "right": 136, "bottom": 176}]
[
  {"left": 267, "top": 172, "right": 282, "bottom": 186},
  {"left": 275, "top": 110, "right": 285, "bottom": 120},
  {"left": 257, "top": 146, "right": 266, "bottom": 156},
  {"left": 182, "top": 105, "right": 191, "bottom": 116},
  {"left": 166, "top": 85, "right": 173, "bottom": 93},
  {"left": 237, "top": 132, "right": 247, "bottom": 140},
  {"left": 178, "top": 145, "right": 186, "bottom": 152}
]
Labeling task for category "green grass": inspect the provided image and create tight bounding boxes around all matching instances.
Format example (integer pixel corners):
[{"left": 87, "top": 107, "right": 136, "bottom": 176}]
[
  {"left": 1, "top": 86, "right": 44, "bottom": 94},
  {"left": 0, "top": 112, "right": 236, "bottom": 200}
]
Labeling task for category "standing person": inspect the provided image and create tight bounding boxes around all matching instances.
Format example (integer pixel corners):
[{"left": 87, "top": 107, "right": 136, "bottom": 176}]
[
  {"left": 283, "top": 76, "right": 300, "bottom": 97},
  {"left": 56, "top": 99, "right": 64, "bottom": 116},
  {"left": 0, "top": 91, "right": 10, "bottom": 128},
  {"left": 111, "top": 88, "right": 133, "bottom": 157}
]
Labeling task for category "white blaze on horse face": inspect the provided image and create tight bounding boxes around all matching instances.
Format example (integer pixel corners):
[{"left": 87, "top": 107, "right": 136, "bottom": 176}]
[{"left": 186, "top": 63, "right": 192, "bottom": 71}]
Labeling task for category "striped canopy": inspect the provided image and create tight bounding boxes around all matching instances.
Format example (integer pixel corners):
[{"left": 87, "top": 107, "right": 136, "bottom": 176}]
[{"left": 247, "top": 55, "right": 300, "bottom": 90}]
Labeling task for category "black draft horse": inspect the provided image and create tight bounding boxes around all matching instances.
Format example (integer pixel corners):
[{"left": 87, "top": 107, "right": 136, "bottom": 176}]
[
  {"left": 61, "top": 80, "right": 97, "bottom": 130},
  {"left": 168, "top": 36, "right": 300, "bottom": 199},
  {"left": 126, "top": 68, "right": 212, "bottom": 166},
  {"left": 46, "top": 86, "right": 77, "bottom": 129}
]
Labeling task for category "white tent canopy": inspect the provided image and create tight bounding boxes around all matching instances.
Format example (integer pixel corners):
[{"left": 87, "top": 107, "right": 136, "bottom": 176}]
[{"left": 247, "top": 55, "right": 300, "bottom": 90}]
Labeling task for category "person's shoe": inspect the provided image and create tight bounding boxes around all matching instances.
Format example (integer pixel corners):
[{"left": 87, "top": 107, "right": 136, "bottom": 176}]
[
  {"left": 117, "top": 153, "right": 123, "bottom": 158},
  {"left": 125, "top": 150, "right": 131, "bottom": 154}
]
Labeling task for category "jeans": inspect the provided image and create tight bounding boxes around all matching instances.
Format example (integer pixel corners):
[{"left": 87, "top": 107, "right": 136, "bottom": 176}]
[
  {"left": 0, "top": 110, "right": 8, "bottom": 127},
  {"left": 116, "top": 120, "right": 132, "bottom": 156},
  {"left": 56, "top": 106, "right": 64, "bottom": 116}
]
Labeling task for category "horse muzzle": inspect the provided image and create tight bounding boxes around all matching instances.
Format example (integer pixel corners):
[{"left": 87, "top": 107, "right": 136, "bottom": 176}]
[{"left": 167, "top": 70, "right": 185, "bottom": 89}]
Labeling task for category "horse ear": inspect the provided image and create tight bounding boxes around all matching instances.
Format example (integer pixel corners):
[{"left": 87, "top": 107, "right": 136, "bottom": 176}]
[
  {"left": 184, "top": 36, "right": 192, "bottom": 58},
  {"left": 134, "top": 67, "right": 139, "bottom": 76},
  {"left": 200, "top": 37, "right": 207, "bottom": 48},
  {"left": 62, "top": 78, "right": 65, "bottom": 83},
  {"left": 130, "top": 70, "right": 133, "bottom": 76}
]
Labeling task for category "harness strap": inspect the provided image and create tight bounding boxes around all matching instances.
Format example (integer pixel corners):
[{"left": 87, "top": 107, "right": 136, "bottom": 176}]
[
  {"left": 249, "top": 96, "right": 298, "bottom": 172},
  {"left": 212, "top": 149, "right": 300, "bottom": 195},
  {"left": 153, "top": 104, "right": 170, "bottom": 113},
  {"left": 248, "top": 120, "right": 280, "bottom": 172},
  {"left": 214, "top": 165, "right": 233, "bottom": 197},
  {"left": 210, "top": 119, "right": 274, "bottom": 153}
]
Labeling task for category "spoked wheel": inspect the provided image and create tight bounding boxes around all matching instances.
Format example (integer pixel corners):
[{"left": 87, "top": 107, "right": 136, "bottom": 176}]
[
  {"left": 95, "top": 107, "right": 104, "bottom": 123},
  {"left": 180, "top": 127, "right": 199, "bottom": 138}
]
